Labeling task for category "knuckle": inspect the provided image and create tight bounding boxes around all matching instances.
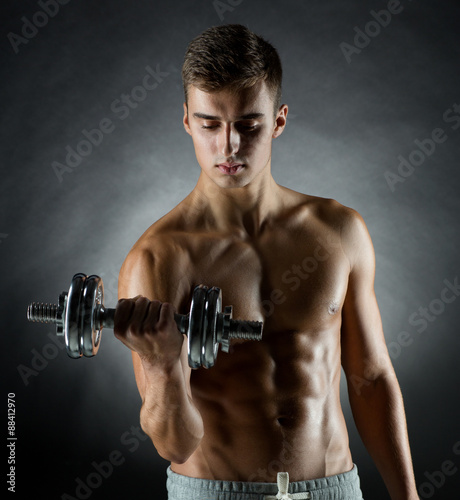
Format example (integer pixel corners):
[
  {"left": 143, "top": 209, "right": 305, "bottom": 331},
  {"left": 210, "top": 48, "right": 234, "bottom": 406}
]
[
  {"left": 162, "top": 301, "right": 173, "bottom": 312},
  {"left": 116, "top": 298, "right": 129, "bottom": 310},
  {"left": 135, "top": 296, "right": 150, "bottom": 307}
]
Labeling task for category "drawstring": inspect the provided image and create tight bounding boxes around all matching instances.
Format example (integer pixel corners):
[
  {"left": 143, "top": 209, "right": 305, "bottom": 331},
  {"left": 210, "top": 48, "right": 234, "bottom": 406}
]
[{"left": 264, "top": 472, "right": 311, "bottom": 500}]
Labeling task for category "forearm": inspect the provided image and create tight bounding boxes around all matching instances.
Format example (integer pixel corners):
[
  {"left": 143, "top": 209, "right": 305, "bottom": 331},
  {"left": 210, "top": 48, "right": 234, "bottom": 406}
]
[
  {"left": 348, "top": 371, "right": 418, "bottom": 500},
  {"left": 140, "top": 360, "right": 204, "bottom": 463}
]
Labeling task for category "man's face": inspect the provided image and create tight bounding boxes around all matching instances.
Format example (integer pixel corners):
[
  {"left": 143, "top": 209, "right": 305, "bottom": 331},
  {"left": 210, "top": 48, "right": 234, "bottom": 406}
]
[{"left": 183, "top": 80, "right": 287, "bottom": 189}]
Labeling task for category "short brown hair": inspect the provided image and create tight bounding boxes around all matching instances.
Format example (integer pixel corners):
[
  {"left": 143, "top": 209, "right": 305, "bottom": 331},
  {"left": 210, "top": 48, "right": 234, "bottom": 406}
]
[{"left": 182, "top": 24, "right": 283, "bottom": 113}]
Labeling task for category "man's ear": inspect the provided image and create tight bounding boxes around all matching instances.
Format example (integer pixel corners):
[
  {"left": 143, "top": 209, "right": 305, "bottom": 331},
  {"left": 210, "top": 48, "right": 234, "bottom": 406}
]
[
  {"left": 272, "top": 104, "right": 288, "bottom": 138},
  {"left": 183, "top": 102, "right": 192, "bottom": 136}
]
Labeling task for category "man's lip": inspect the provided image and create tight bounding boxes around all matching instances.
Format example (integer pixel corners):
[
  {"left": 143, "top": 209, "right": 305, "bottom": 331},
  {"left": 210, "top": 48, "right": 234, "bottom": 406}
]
[
  {"left": 217, "top": 162, "right": 243, "bottom": 168},
  {"left": 217, "top": 164, "right": 244, "bottom": 175}
]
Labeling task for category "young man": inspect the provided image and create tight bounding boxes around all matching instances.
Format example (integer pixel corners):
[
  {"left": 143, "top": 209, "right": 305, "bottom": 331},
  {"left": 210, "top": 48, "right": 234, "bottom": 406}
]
[{"left": 114, "top": 24, "right": 419, "bottom": 499}]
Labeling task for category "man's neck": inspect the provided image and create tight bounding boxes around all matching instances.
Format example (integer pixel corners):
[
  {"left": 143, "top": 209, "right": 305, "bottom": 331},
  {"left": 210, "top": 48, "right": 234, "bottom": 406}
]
[{"left": 190, "top": 170, "right": 284, "bottom": 237}]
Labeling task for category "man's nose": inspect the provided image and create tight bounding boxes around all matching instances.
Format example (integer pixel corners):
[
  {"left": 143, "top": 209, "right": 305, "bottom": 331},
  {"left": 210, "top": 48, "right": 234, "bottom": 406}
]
[{"left": 219, "top": 124, "right": 240, "bottom": 157}]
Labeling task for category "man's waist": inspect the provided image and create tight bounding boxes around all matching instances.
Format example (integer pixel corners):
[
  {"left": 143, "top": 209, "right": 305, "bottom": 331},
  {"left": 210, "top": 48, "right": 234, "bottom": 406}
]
[
  {"left": 166, "top": 464, "right": 362, "bottom": 499},
  {"left": 170, "top": 436, "right": 354, "bottom": 484}
]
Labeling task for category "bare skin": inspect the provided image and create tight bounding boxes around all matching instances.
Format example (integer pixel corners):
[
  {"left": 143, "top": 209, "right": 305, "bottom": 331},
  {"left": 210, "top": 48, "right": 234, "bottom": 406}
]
[{"left": 114, "top": 82, "right": 419, "bottom": 499}]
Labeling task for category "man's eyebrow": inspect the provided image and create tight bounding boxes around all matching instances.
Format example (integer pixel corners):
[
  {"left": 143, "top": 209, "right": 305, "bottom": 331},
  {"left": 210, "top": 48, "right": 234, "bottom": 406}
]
[
  {"left": 192, "top": 112, "right": 265, "bottom": 120},
  {"left": 238, "top": 112, "right": 265, "bottom": 120},
  {"left": 193, "top": 112, "right": 220, "bottom": 120}
]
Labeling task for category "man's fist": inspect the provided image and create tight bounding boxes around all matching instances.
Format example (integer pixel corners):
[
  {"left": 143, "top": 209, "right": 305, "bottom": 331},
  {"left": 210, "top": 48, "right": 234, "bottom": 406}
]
[{"left": 113, "top": 296, "right": 184, "bottom": 368}]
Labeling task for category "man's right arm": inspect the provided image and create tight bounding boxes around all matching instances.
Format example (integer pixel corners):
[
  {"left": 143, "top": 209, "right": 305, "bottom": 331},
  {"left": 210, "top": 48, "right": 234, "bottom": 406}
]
[{"left": 115, "top": 247, "right": 204, "bottom": 463}]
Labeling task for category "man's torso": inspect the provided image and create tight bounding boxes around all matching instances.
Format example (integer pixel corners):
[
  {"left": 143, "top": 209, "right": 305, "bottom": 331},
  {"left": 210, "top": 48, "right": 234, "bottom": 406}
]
[{"left": 131, "top": 186, "right": 355, "bottom": 482}]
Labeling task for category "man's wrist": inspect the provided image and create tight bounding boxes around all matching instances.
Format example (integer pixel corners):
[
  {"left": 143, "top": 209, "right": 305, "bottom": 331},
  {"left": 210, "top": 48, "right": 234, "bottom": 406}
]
[{"left": 140, "top": 356, "right": 184, "bottom": 383}]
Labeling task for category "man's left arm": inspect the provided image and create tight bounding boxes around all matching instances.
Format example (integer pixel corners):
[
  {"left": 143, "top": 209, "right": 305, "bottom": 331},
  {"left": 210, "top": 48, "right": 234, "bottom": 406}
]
[{"left": 340, "top": 208, "right": 419, "bottom": 500}]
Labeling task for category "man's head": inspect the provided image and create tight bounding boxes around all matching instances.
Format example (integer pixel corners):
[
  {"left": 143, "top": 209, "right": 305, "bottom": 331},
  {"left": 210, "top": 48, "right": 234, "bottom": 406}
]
[
  {"left": 182, "top": 25, "right": 287, "bottom": 191},
  {"left": 182, "top": 24, "right": 283, "bottom": 116}
]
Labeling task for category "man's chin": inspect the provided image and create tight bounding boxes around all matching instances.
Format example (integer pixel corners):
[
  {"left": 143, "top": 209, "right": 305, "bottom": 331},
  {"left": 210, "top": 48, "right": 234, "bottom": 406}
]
[
  {"left": 198, "top": 166, "right": 255, "bottom": 192},
  {"left": 207, "top": 166, "right": 247, "bottom": 185}
]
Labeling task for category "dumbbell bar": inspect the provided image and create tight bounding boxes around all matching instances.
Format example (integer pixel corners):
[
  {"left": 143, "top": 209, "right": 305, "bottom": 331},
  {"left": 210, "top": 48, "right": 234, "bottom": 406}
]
[{"left": 27, "top": 273, "right": 263, "bottom": 369}]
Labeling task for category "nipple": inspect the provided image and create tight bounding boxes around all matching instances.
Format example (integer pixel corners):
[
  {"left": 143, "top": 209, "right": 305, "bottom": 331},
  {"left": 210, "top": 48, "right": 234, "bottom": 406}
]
[{"left": 328, "top": 301, "right": 340, "bottom": 315}]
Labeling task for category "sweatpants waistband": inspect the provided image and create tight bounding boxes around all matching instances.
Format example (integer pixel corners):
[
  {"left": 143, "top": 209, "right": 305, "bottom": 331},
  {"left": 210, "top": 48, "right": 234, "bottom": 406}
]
[{"left": 166, "top": 464, "right": 364, "bottom": 499}]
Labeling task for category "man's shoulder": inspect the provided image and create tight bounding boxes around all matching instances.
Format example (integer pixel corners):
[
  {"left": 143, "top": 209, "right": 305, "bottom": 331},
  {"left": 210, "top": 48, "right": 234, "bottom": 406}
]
[
  {"left": 307, "top": 194, "right": 369, "bottom": 247},
  {"left": 287, "top": 191, "right": 372, "bottom": 273},
  {"left": 118, "top": 211, "right": 192, "bottom": 298},
  {"left": 123, "top": 217, "right": 185, "bottom": 267},
  {"left": 304, "top": 195, "right": 372, "bottom": 268},
  {"left": 283, "top": 188, "right": 362, "bottom": 230}
]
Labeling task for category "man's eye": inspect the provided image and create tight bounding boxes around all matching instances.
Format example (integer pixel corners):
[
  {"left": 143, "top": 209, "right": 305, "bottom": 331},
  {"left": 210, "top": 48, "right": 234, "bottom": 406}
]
[{"left": 238, "top": 123, "right": 257, "bottom": 131}]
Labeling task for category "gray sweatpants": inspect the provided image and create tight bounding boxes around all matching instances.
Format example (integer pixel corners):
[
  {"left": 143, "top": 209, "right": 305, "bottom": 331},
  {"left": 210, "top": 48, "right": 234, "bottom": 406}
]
[{"left": 166, "top": 464, "right": 364, "bottom": 499}]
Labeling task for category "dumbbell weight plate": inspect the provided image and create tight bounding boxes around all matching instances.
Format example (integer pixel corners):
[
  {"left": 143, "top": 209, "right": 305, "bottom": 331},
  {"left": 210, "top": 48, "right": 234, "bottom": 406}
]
[
  {"left": 80, "top": 275, "right": 104, "bottom": 357},
  {"left": 65, "top": 273, "right": 87, "bottom": 358},
  {"left": 187, "top": 285, "right": 208, "bottom": 369},
  {"left": 201, "top": 287, "right": 221, "bottom": 369}
]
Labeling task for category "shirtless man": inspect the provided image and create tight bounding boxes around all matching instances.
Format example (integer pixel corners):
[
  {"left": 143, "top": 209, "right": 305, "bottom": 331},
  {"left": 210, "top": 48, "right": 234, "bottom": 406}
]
[{"left": 114, "top": 25, "right": 419, "bottom": 499}]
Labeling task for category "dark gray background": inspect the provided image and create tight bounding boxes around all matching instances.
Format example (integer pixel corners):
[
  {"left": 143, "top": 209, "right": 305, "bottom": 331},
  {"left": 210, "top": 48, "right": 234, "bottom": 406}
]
[{"left": 2, "top": 0, "right": 459, "bottom": 498}]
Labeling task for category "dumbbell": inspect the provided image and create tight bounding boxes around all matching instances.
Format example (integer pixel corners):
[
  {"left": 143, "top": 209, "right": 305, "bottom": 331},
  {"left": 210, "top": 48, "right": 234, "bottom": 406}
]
[{"left": 27, "top": 273, "right": 263, "bottom": 369}]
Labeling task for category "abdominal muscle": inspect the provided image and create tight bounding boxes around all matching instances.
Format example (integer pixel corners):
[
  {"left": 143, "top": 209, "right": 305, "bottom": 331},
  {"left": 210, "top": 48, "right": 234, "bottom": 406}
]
[
  {"left": 170, "top": 326, "right": 354, "bottom": 482},
  {"left": 161, "top": 190, "right": 356, "bottom": 482}
]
